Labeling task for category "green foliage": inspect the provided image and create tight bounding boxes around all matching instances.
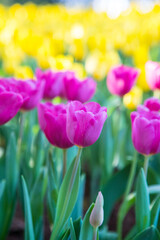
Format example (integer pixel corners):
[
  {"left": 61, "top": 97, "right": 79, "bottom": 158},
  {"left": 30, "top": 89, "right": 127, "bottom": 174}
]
[{"left": 135, "top": 169, "right": 150, "bottom": 232}]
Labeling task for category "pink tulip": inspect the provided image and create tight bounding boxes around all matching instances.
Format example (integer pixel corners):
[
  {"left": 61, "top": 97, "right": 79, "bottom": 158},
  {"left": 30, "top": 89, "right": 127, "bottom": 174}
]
[
  {"left": 106, "top": 65, "right": 139, "bottom": 96},
  {"left": 144, "top": 97, "right": 160, "bottom": 111},
  {"left": 36, "top": 69, "right": 97, "bottom": 102},
  {"left": 131, "top": 98, "right": 160, "bottom": 155},
  {"left": 62, "top": 71, "right": 97, "bottom": 103},
  {"left": 0, "top": 78, "right": 23, "bottom": 125},
  {"left": 13, "top": 78, "right": 45, "bottom": 111},
  {"left": 36, "top": 68, "right": 64, "bottom": 100},
  {"left": 66, "top": 101, "right": 107, "bottom": 147},
  {"left": 145, "top": 61, "right": 160, "bottom": 90},
  {"left": 38, "top": 102, "right": 73, "bottom": 149}
]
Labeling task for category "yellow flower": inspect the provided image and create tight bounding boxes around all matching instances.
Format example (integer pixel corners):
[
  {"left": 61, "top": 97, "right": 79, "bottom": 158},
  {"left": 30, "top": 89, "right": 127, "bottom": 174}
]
[
  {"left": 136, "top": 65, "right": 150, "bottom": 91},
  {"left": 13, "top": 65, "right": 34, "bottom": 79},
  {"left": 123, "top": 86, "right": 143, "bottom": 110}
]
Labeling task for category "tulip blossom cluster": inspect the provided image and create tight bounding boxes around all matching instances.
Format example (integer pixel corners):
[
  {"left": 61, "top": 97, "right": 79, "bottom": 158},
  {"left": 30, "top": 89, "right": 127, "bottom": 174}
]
[
  {"left": 0, "top": 68, "right": 97, "bottom": 127},
  {"left": 38, "top": 101, "right": 107, "bottom": 148},
  {"left": 131, "top": 97, "right": 160, "bottom": 155},
  {"left": 36, "top": 68, "right": 97, "bottom": 102}
]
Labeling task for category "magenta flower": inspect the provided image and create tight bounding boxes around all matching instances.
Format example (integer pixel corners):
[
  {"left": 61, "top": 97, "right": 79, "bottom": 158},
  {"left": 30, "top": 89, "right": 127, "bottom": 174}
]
[
  {"left": 13, "top": 78, "right": 45, "bottom": 111},
  {"left": 38, "top": 102, "right": 73, "bottom": 149},
  {"left": 145, "top": 61, "right": 160, "bottom": 90},
  {"left": 36, "top": 68, "right": 64, "bottom": 100},
  {"left": 106, "top": 65, "right": 139, "bottom": 97},
  {"left": 0, "top": 78, "right": 23, "bottom": 125},
  {"left": 131, "top": 98, "right": 160, "bottom": 155},
  {"left": 66, "top": 101, "right": 107, "bottom": 147},
  {"left": 144, "top": 97, "right": 160, "bottom": 112},
  {"left": 62, "top": 71, "right": 97, "bottom": 103}
]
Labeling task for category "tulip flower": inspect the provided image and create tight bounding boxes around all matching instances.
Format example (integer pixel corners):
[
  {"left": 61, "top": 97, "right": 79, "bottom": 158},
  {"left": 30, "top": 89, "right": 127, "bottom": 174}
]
[
  {"left": 13, "top": 78, "right": 45, "bottom": 111},
  {"left": 131, "top": 98, "right": 160, "bottom": 156},
  {"left": 35, "top": 68, "right": 64, "bottom": 100},
  {"left": 0, "top": 79, "right": 23, "bottom": 125},
  {"left": 38, "top": 102, "right": 73, "bottom": 149},
  {"left": 106, "top": 65, "right": 139, "bottom": 96},
  {"left": 66, "top": 101, "right": 107, "bottom": 147},
  {"left": 90, "top": 192, "right": 104, "bottom": 228},
  {"left": 62, "top": 71, "right": 97, "bottom": 103},
  {"left": 144, "top": 97, "right": 160, "bottom": 111},
  {"left": 145, "top": 61, "right": 160, "bottom": 90}
]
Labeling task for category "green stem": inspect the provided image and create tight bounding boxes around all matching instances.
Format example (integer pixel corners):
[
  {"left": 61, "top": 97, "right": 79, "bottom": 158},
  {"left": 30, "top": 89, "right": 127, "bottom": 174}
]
[
  {"left": 17, "top": 112, "right": 25, "bottom": 156},
  {"left": 144, "top": 155, "right": 149, "bottom": 178},
  {"left": 50, "top": 147, "right": 82, "bottom": 240},
  {"left": 63, "top": 149, "right": 67, "bottom": 178},
  {"left": 117, "top": 151, "right": 137, "bottom": 240},
  {"left": 113, "top": 99, "right": 123, "bottom": 167},
  {"left": 93, "top": 227, "right": 98, "bottom": 240}
]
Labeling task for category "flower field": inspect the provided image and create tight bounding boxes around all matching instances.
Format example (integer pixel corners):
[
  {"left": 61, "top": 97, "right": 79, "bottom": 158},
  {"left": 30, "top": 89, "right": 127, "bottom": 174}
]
[{"left": 0, "top": 2, "right": 160, "bottom": 240}]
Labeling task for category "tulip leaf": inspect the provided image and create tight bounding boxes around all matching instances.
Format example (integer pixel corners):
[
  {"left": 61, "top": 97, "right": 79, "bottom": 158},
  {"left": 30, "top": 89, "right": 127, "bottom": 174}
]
[
  {"left": 150, "top": 195, "right": 160, "bottom": 227},
  {"left": 99, "top": 228, "right": 118, "bottom": 240},
  {"left": 0, "top": 180, "right": 5, "bottom": 199},
  {"left": 47, "top": 151, "right": 58, "bottom": 223},
  {"left": 71, "top": 174, "right": 86, "bottom": 220},
  {"left": 79, "top": 203, "right": 94, "bottom": 240},
  {"left": 136, "top": 168, "right": 150, "bottom": 232},
  {"left": 50, "top": 154, "right": 81, "bottom": 240},
  {"left": 70, "top": 218, "right": 77, "bottom": 240},
  {"left": 102, "top": 164, "right": 131, "bottom": 223},
  {"left": 30, "top": 167, "right": 48, "bottom": 240},
  {"left": 5, "top": 132, "right": 18, "bottom": 199},
  {"left": 132, "top": 226, "right": 160, "bottom": 240},
  {"left": 21, "top": 176, "right": 35, "bottom": 240}
]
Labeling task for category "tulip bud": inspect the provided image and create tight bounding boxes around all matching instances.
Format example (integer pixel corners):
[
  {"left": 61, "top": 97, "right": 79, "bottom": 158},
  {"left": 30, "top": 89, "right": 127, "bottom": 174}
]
[{"left": 90, "top": 192, "right": 104, "bottom": 228}]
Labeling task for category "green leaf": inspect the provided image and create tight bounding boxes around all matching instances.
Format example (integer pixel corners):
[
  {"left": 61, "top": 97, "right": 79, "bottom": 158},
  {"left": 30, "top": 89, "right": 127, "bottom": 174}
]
[
  {"left": 133, "top": 226, "right": 160, "bottom": 240},
  {"left": 0, "top": 180, "right": 5, "bottom": 199},
  {"left": 21, "top": 176, "right": 35, "bottom": 240},
  {"left": 6, "top": 132, "right": 18, "bottom": 198},
  {"left": 136, "top": 168, "right": 150, "bottom": 232},
  {"left": 50, "top": 149, "right": 81, "bottom": 240},
  {"left": 150, "top": 195, "right": 160, "bottom": 227},
  {"left": 30, "top": 167, "right": 48, "bottom": 240},
  {"left": 47, "top": 151, "right": 58, "bottom": 224},
  {"left": 99, "top": 229, "right": 118, "bottom": 240},
  {"left": 102, "top": 164, "right": 131, "bottom": 223},
  {"left": 71, "top": 174, "right": 86, "bottom": 220},
  {"left": 79, "top": 203, "right": 94, "bottom": 240},
  {"left": 70, "top": 218, "right": 77, "bottom": 240}
]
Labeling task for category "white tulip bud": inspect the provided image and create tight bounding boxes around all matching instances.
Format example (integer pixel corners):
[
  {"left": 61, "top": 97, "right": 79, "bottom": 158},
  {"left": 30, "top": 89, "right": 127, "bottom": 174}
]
[{"left": 89, "top": 191, "right": 104, "bottom": 228}]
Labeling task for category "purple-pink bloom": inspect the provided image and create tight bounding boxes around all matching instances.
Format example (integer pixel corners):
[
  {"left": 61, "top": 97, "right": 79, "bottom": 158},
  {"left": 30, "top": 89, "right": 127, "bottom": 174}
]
[
  {"left": 62, "top": 71, "right": 97, "bottom": 103},
  {"left": 145, "top": 61, "right": 160, "bottom": 90},
  {"left": 131, "top": 98, "right": 160, "bottom": 155},
  {"left": 13, "top": 78, "right": 45, "bottom": 111},
  {"left": 36, "top": 68, "right": 64, "bottom": 100},
  {"left": 106, "top": 65, "right": 139, "bottom": 97},
  {"left": 144, "top": 97, "right": 160, "bottom": 112},
  {"left": 38, "top": 102, "right": 73, "bottom": 149},
  {"left": 0, "top": 78, "right": 23, "bottom": 125},
  {"left": 66, "top": 101, "right": 107, "bottom": 147}
]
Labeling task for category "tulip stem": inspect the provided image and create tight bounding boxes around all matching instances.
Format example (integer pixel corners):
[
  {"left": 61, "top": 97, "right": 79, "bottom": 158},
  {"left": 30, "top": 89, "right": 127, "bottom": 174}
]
[
  {"left": 63, "top": 149, "right": 67, "bottom": 178},
  {"left": 144, "top": 155, "right": 149, "bottom": 178},
  {"left": 93, "top": 227, "right": 98, "bottom": 240},
  {"left": 117, "top": 151, "right": 138, "bottom": 240},
  {"left": 17, "top": 112, "right": 25, "bottom": 160}
]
